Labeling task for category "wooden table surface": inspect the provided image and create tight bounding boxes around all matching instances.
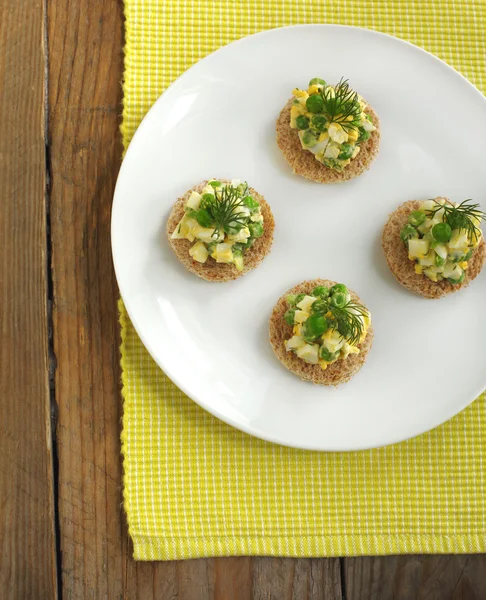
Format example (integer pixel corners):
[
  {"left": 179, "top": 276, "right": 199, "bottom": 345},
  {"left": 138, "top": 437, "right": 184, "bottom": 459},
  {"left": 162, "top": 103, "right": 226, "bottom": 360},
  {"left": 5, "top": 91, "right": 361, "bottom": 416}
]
[{"left": 2, "top": 1, "right": 486, "bottom": 598}]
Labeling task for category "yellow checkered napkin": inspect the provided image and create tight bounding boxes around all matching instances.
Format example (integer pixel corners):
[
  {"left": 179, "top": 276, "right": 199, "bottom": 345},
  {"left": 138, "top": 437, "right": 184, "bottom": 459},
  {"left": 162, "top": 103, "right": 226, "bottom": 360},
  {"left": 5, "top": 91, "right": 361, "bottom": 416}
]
[{"left": 121, "top": 1, "right": 486, "bottom": 560}]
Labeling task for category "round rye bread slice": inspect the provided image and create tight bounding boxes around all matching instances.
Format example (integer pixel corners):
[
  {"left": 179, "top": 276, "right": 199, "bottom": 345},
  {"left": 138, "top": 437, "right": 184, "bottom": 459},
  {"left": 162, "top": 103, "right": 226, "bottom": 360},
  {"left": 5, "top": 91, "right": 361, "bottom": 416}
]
[
  {"left": 166, "top": 180, "right": 275, "bottom": 282},
  {"left": 276, "top": 98, "right": 381, "bottom": 184},
  {"left": 382, "top": 199, "right": 485, "bottom": 299},
  {"left": 269, "top": 279, "right": 374, "bottom": 386}
]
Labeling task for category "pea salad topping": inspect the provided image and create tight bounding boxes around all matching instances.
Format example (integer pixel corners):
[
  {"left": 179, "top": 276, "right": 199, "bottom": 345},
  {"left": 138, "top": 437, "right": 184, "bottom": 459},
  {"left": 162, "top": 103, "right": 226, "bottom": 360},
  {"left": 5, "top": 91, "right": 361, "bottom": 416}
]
[
  {"left": 400, "top": 198, "right": 485, "bottom": 284},
  {"left": 171, "top": 180, "right": 264, "bottom": 271},
  {"left": 290, "top": 78, "right": 376, "bottom": 172},
  {"left": 284, "top": 284, "right": 371, "bottom": 370}
]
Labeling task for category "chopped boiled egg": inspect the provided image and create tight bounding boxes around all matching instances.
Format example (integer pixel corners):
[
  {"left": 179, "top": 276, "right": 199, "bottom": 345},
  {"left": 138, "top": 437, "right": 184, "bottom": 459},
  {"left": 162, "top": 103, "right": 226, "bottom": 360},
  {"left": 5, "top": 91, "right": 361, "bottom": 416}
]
[
  {"left": 186, "top": 191, "right": 201, "bottom": 210},
  {"left": 294, "top": 310, "right": 309, "bottom": 324},
  {"left": 322, "top": 329, "right": 344, "bottom": 354},
  {"left": 408, "top": 238, "right": 429, "bottom": 259},
  {"left": 191, "top": 223, "right": 219, "bottom": 243},
  {"left": 296, "top": 343, "right": 319, "bottom": 364},
  {"left": 420, "top": 250, "right": 436, "bottom": 267},
  {"left": 188, "top": 241, "right": 209, "bottom": 263},
  {"left": 226, "top": 227, "right": 251, "bottom": 243},
  {"left": 292, "top": 88, "right": 308, "bottom": 98},
  {"left": 211, "top": 243, "right": 234, "bottom": 263},
  {"left": 328, "top": 123, "right": 348, "bottom": 144},
  {"left": 324, "top": 143, "right": 340, "bottom": 159},
  {"left": 448, "top": 230, "right": 469, "bottom": 250},
  {"left": 285, "top": 335, "right": 306, "bottom": 351},
  {"left": 293, "top": 324, "right": 303, "bottom": 336},
  {"left": 171, "top": 215, "right": 190, "bottom": 240},
  {"left": 296, "top": 295, "right": 316, "bottom": 312},
  {"left": 361, "top": 117, "right": 375, "bottom": 132},
  {"left": 434, "top": 244, "right": 448, "bottom": 260}
]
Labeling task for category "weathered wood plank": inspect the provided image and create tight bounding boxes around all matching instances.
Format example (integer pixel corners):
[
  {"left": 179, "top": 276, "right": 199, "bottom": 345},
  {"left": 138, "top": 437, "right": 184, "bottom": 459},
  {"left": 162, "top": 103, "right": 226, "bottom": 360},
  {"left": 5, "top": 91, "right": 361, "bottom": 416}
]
[
  {"left": 0, "top": 0, "right": 57, "bottom": 597},
  {"left": 344, "top": 555, "right": 486, "bottom": 600},
  {"left": 47, "top": 0, "right": 125, "bottom": 597},
  {"left": 252, "top": 557, "right": 343, "bottom": 600}
]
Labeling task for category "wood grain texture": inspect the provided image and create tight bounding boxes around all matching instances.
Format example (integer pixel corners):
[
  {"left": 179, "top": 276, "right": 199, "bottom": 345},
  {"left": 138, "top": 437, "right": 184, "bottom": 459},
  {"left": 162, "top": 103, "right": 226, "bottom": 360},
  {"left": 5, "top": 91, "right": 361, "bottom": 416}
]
[
  {"left": 253, "top": 558, "right": 343, "bottom": 600},
  {"left": 46, "top": 1, "right": 486, "bottom": 599},
  {"left": 47, "top": 0, "right": 125, "bottom": 597},
  {"left": 0, "top": 1, "right": 57, "bottom": 598},
  {"left": 344, "top": 555, "right": 486, "bottom": 600}
]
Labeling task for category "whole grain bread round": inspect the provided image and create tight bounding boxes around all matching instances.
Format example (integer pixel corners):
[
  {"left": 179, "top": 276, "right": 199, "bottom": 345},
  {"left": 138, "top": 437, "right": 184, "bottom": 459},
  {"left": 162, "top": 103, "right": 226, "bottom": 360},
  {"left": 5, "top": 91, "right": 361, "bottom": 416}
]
[
  {"left": 276, "top": 98, "right": 381, "bottom": 183},
  {"left": 269, "top": 279, "right": 373, "bottom": 386},
  {"left": 166, "top": 180, "right": 275, "bottom": 282},
  {"left": 382, "top": 199, "right": 485, "bottom": 299}
]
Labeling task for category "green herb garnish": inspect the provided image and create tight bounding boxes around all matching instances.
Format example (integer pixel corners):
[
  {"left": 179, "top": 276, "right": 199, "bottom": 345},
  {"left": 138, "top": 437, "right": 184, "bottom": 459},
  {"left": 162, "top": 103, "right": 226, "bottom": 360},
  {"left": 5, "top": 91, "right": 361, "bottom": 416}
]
[
  {"left": 320, "top": 78, "right": 362, "bottom": 133},
  {"left": 427, "top": 199, "right": 486, "bottom": 242},
  {"left": 328, "top": 300, "right": 368, "bottom": 346},
  {"left": 205, "top": 182, "right": 249, "bottom": 239}
]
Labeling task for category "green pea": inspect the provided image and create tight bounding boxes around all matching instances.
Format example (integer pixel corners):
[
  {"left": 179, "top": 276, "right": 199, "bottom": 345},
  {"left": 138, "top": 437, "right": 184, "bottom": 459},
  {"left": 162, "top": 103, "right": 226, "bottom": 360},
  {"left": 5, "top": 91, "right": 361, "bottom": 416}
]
[
  {"left": 330, "top": 292, "right": 347, "bottom": 308},
  {"left": 311, "top": 299, "right": 328, "bottom": 314},
  {"left": 306, "top": 94, "right": 324, "bottom": 114},
  {"left": 209, "top": 180, "right": 221, "bottom": 188},
  {"left": 312, "top": 285, "right": 330, "bottom": 298},
  {"left": 432, "top": 222, "right": 452, "bottom": 243},
  {"left": 357, "top": 129, "right": 370, "bottom": 143},
  {"left": 242, "top": 238, "right": 255, "bottom": 250},
  {"left": 366, "top": 114, "right": 373, "bottom": 122},
  {"left": 286, "top": 294, "right": 298, "bottom": 306},
  {"left": 295, "top": 115, "right": 310, "bottom": 130},
  {"left": 303, "top": 315, "right": 328, "bottom": 339},
  {"left": 309, "top": 77, "right": 326, "bottom": 86},
  {"left": 311, "top": 115, "right": 327, "bottom": 132},
  {"left": 447, "top": 272, "right": 465, "bottom": 285},
  {"left": 338, "top": 143, "right": 354, "bottom": 160},
  {"left": 284, "top": 309, "right": 296, "bottom": 326},
  {"left": 429, "top": 239, "right": 439, "bottom": 249},
  {"left": 294, "top": 293, "right": 305, "bottom": 306},
  {"left": 243, "top": 195, "right": 260, "bottom": 211},
  {"left": 249, "top": 222, "right": 264, "bottom": 238},
  {"left": 200, "top": 193, "right": 215, "bottom": 208},
  {"left": 196, "top": 209, "right": 212, "bottom": 228},
  {"left": 302, "top": 130, "right": 318, "bottom": 147},
  {"left": 330, "top": 283, "right": 348, "bottom": 295},
  {"left": 408, "top": 210, "right": 426, "bottom": 227},
  {"left": 400, "top": 224, "right": 419, "bottom": 242},
  {"left": 435, "top": 254, "right": 445, "bottom": 267},
  {"left": 319, "top": 346, "right": 337, "bottom": 362}
]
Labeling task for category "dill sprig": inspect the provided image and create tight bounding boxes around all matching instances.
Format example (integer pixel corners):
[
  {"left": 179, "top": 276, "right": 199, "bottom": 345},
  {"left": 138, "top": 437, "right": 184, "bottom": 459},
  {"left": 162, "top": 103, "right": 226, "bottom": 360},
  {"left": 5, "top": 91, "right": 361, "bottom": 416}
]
[
  {"left": 320, "top": 78, "right": 362, "bottom": 133},
  {"left": 427, "top": 198, "right": 486, "bottom": 242},
  {"left": 329, "top": 300, "right": 368, "bottom": 346},
  {"left": 207, "top": 183, "right": 248, "bottom": 239}
]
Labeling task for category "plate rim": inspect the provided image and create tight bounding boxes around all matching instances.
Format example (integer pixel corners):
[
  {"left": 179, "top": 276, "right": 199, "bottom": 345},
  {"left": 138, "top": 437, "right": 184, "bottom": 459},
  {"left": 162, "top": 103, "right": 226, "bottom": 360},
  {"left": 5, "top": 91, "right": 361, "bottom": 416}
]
[{"left": 112, "top": 23, "right": 486, "bottom": 451}]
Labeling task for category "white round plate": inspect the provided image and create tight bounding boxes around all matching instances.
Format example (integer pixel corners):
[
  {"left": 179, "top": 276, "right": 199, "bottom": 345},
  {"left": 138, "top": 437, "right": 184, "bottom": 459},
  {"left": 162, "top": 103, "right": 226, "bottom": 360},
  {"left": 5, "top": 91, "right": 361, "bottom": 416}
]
[{"left": 112, "top": 25, "right": 486, "bottom": 451}]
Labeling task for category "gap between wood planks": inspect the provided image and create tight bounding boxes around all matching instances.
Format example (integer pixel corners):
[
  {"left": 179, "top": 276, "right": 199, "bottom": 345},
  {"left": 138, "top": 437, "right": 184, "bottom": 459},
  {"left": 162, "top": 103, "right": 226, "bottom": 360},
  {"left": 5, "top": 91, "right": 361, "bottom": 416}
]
[{"left": 43, "top": 1, "right": 62, "bottom": 597}]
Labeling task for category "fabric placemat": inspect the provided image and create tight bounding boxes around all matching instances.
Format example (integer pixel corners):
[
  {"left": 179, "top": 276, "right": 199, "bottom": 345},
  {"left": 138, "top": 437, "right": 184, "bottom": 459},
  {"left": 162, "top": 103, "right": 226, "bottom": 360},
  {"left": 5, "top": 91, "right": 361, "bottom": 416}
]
[{"left": 121, "top": 0, "right": 486, "bottom": 560}]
